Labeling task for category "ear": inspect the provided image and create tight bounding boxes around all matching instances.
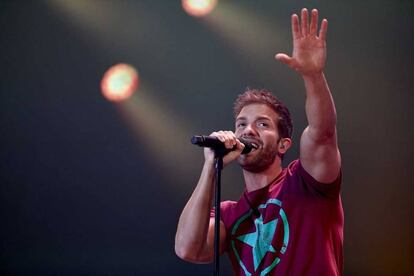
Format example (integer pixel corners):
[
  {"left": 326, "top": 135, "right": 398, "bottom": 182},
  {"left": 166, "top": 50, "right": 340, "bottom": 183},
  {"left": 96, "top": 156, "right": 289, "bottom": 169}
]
[{"left": 278, "top": 138, "right": 292, "bottom": 154}]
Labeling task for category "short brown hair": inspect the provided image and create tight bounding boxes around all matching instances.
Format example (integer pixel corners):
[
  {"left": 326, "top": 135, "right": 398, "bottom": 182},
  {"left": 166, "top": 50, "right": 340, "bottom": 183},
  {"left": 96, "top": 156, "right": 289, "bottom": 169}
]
[{"left": 233, "top": 88, "right": 293, "bottom": 139}]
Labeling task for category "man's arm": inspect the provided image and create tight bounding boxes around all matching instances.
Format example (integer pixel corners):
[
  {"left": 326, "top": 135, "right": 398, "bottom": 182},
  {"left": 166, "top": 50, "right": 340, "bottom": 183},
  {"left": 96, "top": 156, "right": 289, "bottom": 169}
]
[
  {"left": 175, "top": 131, "right": 244, "bottom": 262},
  {"left": 276, "top": 8, "right": 341, "bottom": 183},
  {"left": 175, "top": 159, "right": 225, "bottom": 263}
]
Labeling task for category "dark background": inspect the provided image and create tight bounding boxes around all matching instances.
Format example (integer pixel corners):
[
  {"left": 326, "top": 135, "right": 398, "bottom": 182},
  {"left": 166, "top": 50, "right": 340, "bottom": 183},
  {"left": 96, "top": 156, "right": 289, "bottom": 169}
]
[{"left": 1, "top": 0, "right": 413, "bottom": 275}]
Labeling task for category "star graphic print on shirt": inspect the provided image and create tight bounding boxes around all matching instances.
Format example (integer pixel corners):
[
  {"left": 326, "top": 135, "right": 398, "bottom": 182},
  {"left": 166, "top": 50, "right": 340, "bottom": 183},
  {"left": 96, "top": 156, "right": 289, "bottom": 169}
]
[
  {"left": 230, "top": 199, "right": 289, "bottom": 275},
  {"left": 215, "top": 160, "right": 344, "bottom": 275}
]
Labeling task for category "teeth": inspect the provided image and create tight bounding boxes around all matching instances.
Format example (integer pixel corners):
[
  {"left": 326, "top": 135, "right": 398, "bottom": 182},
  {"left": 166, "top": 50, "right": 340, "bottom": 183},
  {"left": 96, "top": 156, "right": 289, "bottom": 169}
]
[{"left": 251, "top": 143, "right": 258, "bottom": 149}]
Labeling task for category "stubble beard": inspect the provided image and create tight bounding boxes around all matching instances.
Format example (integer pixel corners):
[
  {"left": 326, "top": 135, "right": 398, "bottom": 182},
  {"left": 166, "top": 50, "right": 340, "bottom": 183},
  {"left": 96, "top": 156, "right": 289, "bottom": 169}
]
[{"left": 237, "top": 142, "right": 279, "bottom": 173}]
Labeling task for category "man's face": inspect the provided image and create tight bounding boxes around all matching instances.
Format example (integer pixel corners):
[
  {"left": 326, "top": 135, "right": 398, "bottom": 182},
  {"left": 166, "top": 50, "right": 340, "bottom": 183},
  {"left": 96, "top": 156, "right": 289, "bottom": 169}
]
[{"left": 235, "top": 103, "right": 280, "bottom": 173}]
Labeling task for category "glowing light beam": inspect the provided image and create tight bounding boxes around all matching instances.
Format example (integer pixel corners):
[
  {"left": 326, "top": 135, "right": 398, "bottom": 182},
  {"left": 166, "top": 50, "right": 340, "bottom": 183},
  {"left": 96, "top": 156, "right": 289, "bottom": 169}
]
[
  {"left": 201, "top": 2, "right": 291, "bottom": 86},
  {"left": 117, "top": 83, "right": 201, "bottom": 187}
]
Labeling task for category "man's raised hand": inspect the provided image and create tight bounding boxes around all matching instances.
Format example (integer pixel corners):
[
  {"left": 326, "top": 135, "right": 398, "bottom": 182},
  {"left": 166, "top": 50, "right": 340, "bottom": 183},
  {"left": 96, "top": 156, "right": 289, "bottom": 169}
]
[{"left": 275, "top": 8, "right": 328, "bottom": 77}]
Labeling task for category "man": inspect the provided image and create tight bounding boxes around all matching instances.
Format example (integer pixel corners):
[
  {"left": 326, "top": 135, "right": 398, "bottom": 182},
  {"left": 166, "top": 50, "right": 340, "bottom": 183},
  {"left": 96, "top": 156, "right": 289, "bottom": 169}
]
[{"left": 175, "top": 8, "right": 343, "bottom": 275}]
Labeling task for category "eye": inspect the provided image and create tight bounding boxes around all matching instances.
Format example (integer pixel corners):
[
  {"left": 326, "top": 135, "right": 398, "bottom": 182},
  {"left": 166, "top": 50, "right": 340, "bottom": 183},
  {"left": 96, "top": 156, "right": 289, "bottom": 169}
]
[
  {"left": 258, "top": 122, "right": 269, "bottom": 128},
  {"left": 237, "top": 122, "right": 246, "bottom": 128}
]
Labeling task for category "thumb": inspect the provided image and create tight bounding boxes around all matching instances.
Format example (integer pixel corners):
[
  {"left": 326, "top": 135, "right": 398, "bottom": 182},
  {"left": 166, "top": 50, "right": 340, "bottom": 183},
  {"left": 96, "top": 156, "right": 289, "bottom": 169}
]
[
  {"left": 222, "top": 140, "right": 244, "bottom": 167},
  {"left": 275, "top": 53, "right": 293, "bottom": 66}
]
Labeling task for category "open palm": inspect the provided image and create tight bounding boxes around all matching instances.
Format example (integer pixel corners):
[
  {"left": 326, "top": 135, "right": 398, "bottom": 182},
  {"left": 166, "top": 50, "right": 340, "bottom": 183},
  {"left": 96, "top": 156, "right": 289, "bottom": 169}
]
[{"left": 276, "top": 9, "right": 328, "bottom": 76}]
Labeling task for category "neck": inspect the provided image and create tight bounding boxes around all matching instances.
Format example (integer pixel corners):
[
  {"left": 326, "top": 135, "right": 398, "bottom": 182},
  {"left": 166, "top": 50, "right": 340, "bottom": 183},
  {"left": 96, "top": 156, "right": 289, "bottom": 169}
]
[{"left": 243, "top": 159, "right": 283, "bottom": 192}]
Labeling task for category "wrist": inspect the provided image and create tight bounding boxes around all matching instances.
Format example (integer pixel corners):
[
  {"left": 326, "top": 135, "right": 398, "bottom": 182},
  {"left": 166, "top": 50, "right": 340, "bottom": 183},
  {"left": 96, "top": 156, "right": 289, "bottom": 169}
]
[
  {"left": 204, "top": 158, "right": 215, "bottom": 169},
  {"left": 302, "top": 71, "right": 324, "bottom": 82}
]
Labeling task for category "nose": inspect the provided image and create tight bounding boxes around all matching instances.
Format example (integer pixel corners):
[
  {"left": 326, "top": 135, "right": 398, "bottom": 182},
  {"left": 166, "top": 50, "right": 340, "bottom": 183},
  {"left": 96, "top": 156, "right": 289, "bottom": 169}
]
[{"left": 241, "top": 123, "right": 258, "bottom": 137}]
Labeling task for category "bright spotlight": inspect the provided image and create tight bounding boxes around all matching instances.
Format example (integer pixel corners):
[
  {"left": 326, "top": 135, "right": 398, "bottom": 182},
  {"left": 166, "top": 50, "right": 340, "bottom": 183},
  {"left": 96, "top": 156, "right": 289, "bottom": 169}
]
[
  {"left": 101, "top": 63, "right": 139, "bottom": 102},
  {"left": 182, "top": 0, "right": 217, "bottom": 17}
]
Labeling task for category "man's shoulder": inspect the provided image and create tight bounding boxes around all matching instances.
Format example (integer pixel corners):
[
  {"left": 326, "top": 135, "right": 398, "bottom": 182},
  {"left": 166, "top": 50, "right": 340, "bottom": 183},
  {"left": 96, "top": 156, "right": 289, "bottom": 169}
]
[
  {"left": 284, "top": 158, "right": 342, "bottom": 198},
  {"left": 285, "top": 159, "right": 301, "bottom": 176}
]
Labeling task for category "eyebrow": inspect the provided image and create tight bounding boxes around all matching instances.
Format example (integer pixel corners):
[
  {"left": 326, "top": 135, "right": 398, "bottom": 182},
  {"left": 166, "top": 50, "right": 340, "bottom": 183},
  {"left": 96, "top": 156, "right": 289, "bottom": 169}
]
[{"left": 236, "top": 116, "right": 273, "bottom": 122}]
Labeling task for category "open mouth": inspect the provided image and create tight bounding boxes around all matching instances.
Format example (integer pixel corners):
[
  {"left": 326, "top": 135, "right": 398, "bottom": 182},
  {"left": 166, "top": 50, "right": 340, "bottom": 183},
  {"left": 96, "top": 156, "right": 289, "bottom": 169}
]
[
  {"left": 250, "top": 142, "right": 259, "bottom": 152},
  {"left": 239, "top": 137, "right": 261, "bottom": 153}
]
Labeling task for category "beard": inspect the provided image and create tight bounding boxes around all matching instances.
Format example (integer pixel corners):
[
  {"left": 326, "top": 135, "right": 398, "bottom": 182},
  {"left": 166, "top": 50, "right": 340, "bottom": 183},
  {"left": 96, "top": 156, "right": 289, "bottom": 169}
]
[{"left": 237, "top": 140, "right": 279, "bottom": 173}]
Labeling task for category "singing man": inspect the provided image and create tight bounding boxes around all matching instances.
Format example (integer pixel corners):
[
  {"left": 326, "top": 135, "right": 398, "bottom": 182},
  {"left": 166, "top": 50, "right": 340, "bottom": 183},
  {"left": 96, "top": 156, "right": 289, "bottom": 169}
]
[{"left": 175, "top": 8, "right": 343, "bottom": 275}]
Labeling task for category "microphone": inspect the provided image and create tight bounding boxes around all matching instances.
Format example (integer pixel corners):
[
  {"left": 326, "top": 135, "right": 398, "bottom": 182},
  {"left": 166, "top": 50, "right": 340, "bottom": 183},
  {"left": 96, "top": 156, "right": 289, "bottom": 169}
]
[{"left": 191, "top": 135, "right": 256, "bottom": 154}]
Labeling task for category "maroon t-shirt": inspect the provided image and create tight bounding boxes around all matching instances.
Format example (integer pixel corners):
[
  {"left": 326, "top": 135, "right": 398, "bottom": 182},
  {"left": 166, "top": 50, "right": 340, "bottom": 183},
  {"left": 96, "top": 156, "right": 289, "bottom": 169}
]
[{"left": 213, "top": 160, "right": 343, "bottom": 275}]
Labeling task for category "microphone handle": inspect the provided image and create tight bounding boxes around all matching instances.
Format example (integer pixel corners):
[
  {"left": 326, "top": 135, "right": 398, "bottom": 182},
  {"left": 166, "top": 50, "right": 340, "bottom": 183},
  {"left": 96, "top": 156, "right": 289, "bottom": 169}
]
[{"left": 191, "top": 135, "right": 252, "bottom": 154}]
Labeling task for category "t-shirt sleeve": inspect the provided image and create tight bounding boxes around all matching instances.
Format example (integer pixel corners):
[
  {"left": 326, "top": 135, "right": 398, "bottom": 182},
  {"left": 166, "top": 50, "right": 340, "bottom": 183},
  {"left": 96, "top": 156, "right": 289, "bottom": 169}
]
[
  {"left": 210, "top": 200, "right": 237, "bottom": 252},
  {"left": 294, "top": 159, "right": 342, "bottom": 199},
  {"left": 210, "top": 200, "right": 236, "bottom": 218}
]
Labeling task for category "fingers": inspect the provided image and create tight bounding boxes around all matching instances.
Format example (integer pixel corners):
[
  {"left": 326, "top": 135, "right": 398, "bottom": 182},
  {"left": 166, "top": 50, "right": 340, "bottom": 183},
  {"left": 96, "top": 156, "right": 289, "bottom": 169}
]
[
  {"left": 210, "top": 131, "right": 237, "bottom": 149},
  {"left": 209, "top": 131, "right": 244, "bottom": 166},
  {"left": 300, "top": 8, "right": 309, "bottom": 36},
  {"left": 233, "top": 139, "right": 245, "bottom": 152},
  {"left": 291, "top": 14, "right": 300, "bottom": 40},
  {"left": 294, "top": 8, "right": 326, "bottom": 39},
  {"left": 310, "top": 9, "right": 318, "bottom": 36},
  {"left": 319, "top": 18, "right": 328, "bottom": 41}
]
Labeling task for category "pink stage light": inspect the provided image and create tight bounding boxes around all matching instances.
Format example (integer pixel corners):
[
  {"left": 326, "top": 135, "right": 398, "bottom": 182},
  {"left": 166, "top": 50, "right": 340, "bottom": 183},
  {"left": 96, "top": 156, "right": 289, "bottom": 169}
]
[
  {"left": 101, "top": 63, "right": 139, "bottom": 102},
  {"left": 182, "top": 0, "right": 217, "bottom": 17}
]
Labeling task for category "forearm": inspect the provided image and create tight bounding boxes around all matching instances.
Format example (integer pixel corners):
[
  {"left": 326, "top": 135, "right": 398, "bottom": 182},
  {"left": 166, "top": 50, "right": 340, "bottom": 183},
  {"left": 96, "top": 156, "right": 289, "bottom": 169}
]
[
  {"left": 303, "top": 72, "right": 337, "bottom": 141},
  {"left": 175, "top": 160, "right": 215, "bottom": 262}
]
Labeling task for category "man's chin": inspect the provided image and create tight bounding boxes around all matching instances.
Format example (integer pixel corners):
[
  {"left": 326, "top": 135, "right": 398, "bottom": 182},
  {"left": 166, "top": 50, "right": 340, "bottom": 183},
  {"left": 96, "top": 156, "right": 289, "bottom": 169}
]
[
  {"left": 237, "top": 154, "right": 251, "bottom": 166},
  {"left": 238, "top": 156, "right": 266, "bottom": 173},
  {"left": 237, "top": 149, "right": 279, "bottom": 173}
]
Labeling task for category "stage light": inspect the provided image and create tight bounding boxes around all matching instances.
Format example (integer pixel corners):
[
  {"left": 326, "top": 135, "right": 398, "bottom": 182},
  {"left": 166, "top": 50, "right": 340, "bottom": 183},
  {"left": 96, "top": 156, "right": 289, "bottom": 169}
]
[
  {"left": 101, "top": 63, "right": 139, "bottom": 102},
  {"left": 182, "top": 0, "right": 217, "bottom": 17}
]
